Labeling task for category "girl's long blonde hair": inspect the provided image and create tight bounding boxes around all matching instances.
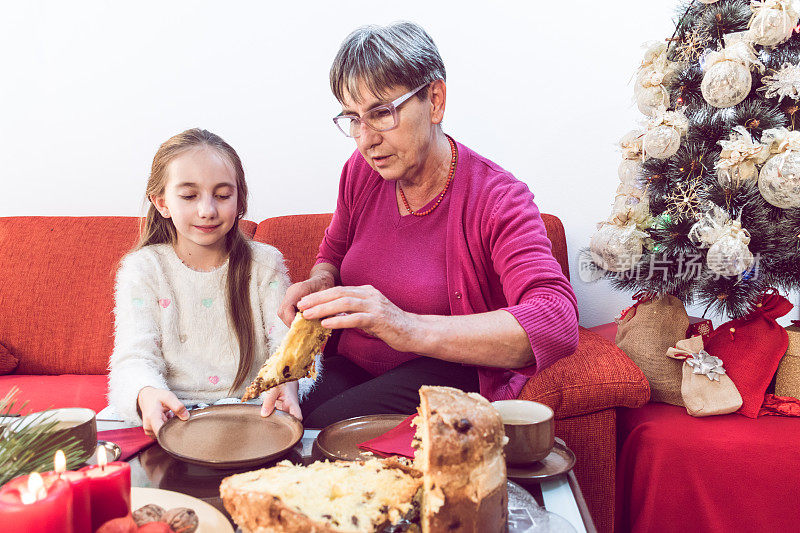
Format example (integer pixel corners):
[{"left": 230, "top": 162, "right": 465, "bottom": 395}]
[{"left": 138, "top": 128, "right": 255, "bottom": 393}]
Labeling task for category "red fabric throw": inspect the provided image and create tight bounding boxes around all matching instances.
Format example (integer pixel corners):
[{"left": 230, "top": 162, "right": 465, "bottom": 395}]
[
  {"left": 760, "top": 393, "right": 800, "bottom": 416},
  {"left": 0, "top": 374, "right": 108, "bottom": 414},
  {"left": 357, "top": 414, "right": 416, "bottom": 459},
  {"left": 616, "top": 403, "right": 800, "bottom": 533},
  {"left": 97, "top": 427, "right": 155, "bottom": 462},
  {"left": 704, "top": 292, "right": 792, "bottom": 418}
]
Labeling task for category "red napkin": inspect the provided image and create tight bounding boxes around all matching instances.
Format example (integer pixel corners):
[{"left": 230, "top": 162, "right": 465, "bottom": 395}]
[
  {"left": 357, "top": 414, "right": 417, "bottom": 459},
  {"left": 97, "top": 427, "right": 156, "bottom": 461}
]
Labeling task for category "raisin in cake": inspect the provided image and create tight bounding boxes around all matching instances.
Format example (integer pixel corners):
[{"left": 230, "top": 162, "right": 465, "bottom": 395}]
[
  {"left": 242, "top": 313, "right": 331, "bottom": 401},
  {"left": 220, "top": 458, "right": 422, "bottom": 533},
  {"left": 412, "top": 385, "right": 508, "bottom": 533}
]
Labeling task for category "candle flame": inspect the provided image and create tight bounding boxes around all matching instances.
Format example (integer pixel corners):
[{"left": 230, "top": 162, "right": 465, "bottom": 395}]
[
  {"left": 27, "top": 472, "right": 46, "bottom": 502},
  {"left": 54, "top": 450, "right": 66, "bottom": 474},
  {"left": 97, "top": 444, "right": 107, "bottom": 469},
  {"left": 19, "top": 489, "right": 36, "bottom": 505}
]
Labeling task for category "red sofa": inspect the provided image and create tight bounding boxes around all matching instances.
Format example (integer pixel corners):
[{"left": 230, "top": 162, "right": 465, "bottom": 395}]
[{"left": 0, "top": 215, "right": 649, "bottom": 532}]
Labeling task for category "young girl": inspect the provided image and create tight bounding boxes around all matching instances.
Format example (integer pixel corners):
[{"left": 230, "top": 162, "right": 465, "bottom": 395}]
[{"left": 108, "top": 128, "right": 303, "bottom": 437}]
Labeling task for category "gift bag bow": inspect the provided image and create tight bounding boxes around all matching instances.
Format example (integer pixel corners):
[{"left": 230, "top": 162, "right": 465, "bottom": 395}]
[{"left": 667, "top": 336, "right": 743, "bottom": 417}]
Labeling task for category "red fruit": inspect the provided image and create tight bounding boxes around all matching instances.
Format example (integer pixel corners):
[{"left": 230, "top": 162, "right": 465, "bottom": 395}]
[
  {"left": 137, "top": 522, "right": 174, "bottom": 533},
  {"left": 97, "top": 514, "right": 138, "bottom": 533}
]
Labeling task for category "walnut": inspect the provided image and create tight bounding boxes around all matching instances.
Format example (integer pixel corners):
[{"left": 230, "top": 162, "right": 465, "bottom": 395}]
[
  {"left": 161, "top": 507, "right": 199, "bottom": 533},
  {"left": 132, "top": 504, "right": 165, "bottom": 526}
]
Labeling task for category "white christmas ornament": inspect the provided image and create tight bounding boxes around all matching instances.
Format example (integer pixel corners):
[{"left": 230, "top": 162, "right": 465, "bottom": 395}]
[
  {"left": 758, "top": 127, "right": 800, "bottom": 208},
  {"left": 636, "top": 70, "right": 670, "bottom": 116},
  {"left": 590, "top": 223, "right": 647, "bottom": 272},
  {"left": 689, "top": 206, "right": 755, "bottom": 277},
  {"left": 700, "top": 41, "right": 764, "bottom": 108},
  {"left": 698, "top": 0, "right": 721, "bottom": 3},
  {"left": 715, "top": 126, "right": 770, "bottom": 187},
  {"left": 619, "top": 160, "right": 644, "bottom": 187},
  {"left": 610, "top": 185, "right": 651, "bottom": 228},
  {"left": 618, "top": 130, "right": 646, "bottom": 187},
  {"left": 748, "top": 0, "right": 800, "bottom": 47},
  {"left": 643, "top": 108, "right": 689, "bottom": 159},
  {"left": 759, "top": 62, "right": 800, "bottom": 101},
  {"left": 620, "top": 129, "right": 645, "bottom": 160},
  {"left": 635, "top": 43, "right": 681, "bottom": 117}
]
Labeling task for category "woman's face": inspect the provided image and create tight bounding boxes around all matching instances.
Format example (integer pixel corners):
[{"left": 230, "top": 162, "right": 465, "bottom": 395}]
[{"left": 340, "top": 79, "right": 445, "bottom": 184}]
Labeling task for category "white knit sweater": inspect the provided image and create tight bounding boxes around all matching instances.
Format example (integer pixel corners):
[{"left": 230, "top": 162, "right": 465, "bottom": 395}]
[{"left": 108, "top": 242, "right": 304, "bottom": 424}]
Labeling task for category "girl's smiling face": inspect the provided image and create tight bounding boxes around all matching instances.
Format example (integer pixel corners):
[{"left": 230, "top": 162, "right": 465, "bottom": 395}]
[{"left": 151, "top": 147, "right": 239, "bottom": 263}]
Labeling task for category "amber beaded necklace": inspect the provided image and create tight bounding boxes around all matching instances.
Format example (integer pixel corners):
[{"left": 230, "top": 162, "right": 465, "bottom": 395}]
[{"left": 399, "top": 135, "right": 457, "bottom": 217}]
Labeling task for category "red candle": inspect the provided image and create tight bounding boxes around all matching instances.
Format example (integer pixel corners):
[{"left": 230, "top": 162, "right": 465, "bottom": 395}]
[
  {"left": 55, "top": 450, "right": 92, "bottom": 533},
  {"left": 79, "top": 446, "right": 131, "bottom": 531},
  {"left": 0, "top": 472, "right": 74, "bottom": 533}
]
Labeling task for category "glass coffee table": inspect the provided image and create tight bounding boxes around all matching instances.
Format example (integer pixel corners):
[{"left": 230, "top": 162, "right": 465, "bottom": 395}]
[{"left": 99, "top": 421, "right": 595, "bottom": 532}]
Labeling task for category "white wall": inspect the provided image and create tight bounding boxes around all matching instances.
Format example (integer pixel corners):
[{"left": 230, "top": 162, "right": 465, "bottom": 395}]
[{"left": 4, "top": 0, "right": 789, "bottom": 326}]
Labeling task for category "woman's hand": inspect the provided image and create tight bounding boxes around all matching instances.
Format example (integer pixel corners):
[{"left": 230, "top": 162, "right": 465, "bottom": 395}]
[
  {"left": 260, "top": 381, "right": 302, "bottom": 420},
  {"left": 298, "top": 285, "right": 420, "bottom": 353},
  {"left": 278, "top": 270, "right": 337, "bottom": 326},
  {"left": 137, "top": 386, "right": 189, "bottom": 438}
]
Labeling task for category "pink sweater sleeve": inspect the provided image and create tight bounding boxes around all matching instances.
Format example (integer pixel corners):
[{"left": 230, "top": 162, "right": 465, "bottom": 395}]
[{"left": 489, "top": 181, "right": 579, "bottom": 375}]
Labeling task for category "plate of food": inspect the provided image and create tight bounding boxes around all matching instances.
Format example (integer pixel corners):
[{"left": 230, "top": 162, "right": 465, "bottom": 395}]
[
  {"left": 130, "top": 486, "right": 233, "bottom": 533},
  {"left": 157, "top": 405, "right": 303, "bottom": 469}
]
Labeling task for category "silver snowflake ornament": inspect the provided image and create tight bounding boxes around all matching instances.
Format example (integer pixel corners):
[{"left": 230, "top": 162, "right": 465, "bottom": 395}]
[{"left": 760, "top": 62, "right": 800, "bottom": 102}]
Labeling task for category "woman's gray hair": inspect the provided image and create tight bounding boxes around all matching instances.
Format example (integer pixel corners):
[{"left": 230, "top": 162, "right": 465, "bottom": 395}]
[{"left": 330, "top": 21, "right": 446, "bottom": 104}]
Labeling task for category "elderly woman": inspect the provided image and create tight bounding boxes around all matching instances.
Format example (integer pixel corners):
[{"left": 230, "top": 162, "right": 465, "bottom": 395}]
[{"left": 261, "top": 22, "right": 579, "bottom": 427}]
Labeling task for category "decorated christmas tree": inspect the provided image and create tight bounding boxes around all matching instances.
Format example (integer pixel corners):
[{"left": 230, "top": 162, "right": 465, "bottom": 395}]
[{"left": 587, "top": 0, "right": 800, "bottom": 318}]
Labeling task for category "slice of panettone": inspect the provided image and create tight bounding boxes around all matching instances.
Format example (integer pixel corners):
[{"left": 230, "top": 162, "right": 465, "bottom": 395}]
[
  {"left": 220, "top": 458, "right": 422, "bottom": 533},
  {"left": 242, "top": 313, "right": 331, "bottom": 401},
  {"left": 412, "top": 385, "right": 508, "bottom": 533}
]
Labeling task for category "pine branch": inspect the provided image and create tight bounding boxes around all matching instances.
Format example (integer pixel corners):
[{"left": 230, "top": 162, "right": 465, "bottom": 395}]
[{"left": 0, "top": 388, "right": 87, "bottom": 486}]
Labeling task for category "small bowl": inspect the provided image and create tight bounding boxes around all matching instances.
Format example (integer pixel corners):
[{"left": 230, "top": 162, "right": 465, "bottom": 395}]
[
  {"left": 26, "top": 408, "right": 98, "bottom": 464},
  {"left": 85, "top": 441, "right": 122, "bottom": 465},
  {"left": 491, "top": 400, "right": 554, "bottom": 465}
]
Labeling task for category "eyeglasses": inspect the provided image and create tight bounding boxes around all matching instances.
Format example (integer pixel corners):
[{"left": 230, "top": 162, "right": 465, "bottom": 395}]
[{"left": 332, "top": 83, "right": 428, "bottom": 138}]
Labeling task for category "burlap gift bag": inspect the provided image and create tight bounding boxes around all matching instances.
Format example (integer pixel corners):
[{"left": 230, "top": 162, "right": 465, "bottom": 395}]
[
  {"left": 667, "top": 335, "right": 742, "bottom": 417},
  {"left": 615, "top": 294, "right": 689, "bottom": 405},
  {"left": 775, "top": 324, "right": 800, "bottom": 399}
]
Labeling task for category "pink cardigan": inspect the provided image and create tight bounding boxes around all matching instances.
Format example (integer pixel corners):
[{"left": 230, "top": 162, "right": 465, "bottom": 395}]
[{"left": 317, "top": 141, "right": 579, "bottom": 400}]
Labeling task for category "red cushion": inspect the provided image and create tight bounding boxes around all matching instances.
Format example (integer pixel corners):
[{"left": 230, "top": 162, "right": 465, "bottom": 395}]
[
  {"left": 704, "top": 293, "right": 792, "bottom": 418},
  {"left": 0, "top": 217, "right": 142, "bottom": 375},
  {"left": 0, "top": 375, "right": 108, "bottom": 414},
  {"left": 617, "top": 403, "right": 800, "bottom": 533},
  {"left": 0, "top": 342, "right": 18, "bottom": 375},
  {"left": 253, "top": 214, "right": 334, "bottom": 282},
  {"left": 238, "top": 219, "right": 257, "bottom": 239},
  {"left": 540, "top": 213, "right": 569, "bottom": 282},
  {"left": 518, "top": 327, "right": 650, "bottom": 417},
  {"left": 0, "top": 216, "right": 257, "bottom": 376}
]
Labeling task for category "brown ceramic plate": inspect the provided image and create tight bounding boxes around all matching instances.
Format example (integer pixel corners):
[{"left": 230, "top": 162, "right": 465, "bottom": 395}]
[
  {"left": 157, "top": 404, "right": 303, "bottom": 469},
  {"left": 506, "top": 437, "right": 576, "bottom": 481},
  {"left": 313, "top": 414, "right": 410, "bottom": 462}
]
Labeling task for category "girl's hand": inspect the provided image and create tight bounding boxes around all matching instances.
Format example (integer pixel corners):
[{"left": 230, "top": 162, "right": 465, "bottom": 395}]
[
  {"left": 278, "top": 273, "right": 336, "bottom": 327},
  {"left": 137, "top": 386, "right": 190, "bottom": 438},
  {"left": 260, "top": 381, "right": 302, "bottom": 420},
  {"left": 298, "top": 285, "right": 420, "bottom": 353}
]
